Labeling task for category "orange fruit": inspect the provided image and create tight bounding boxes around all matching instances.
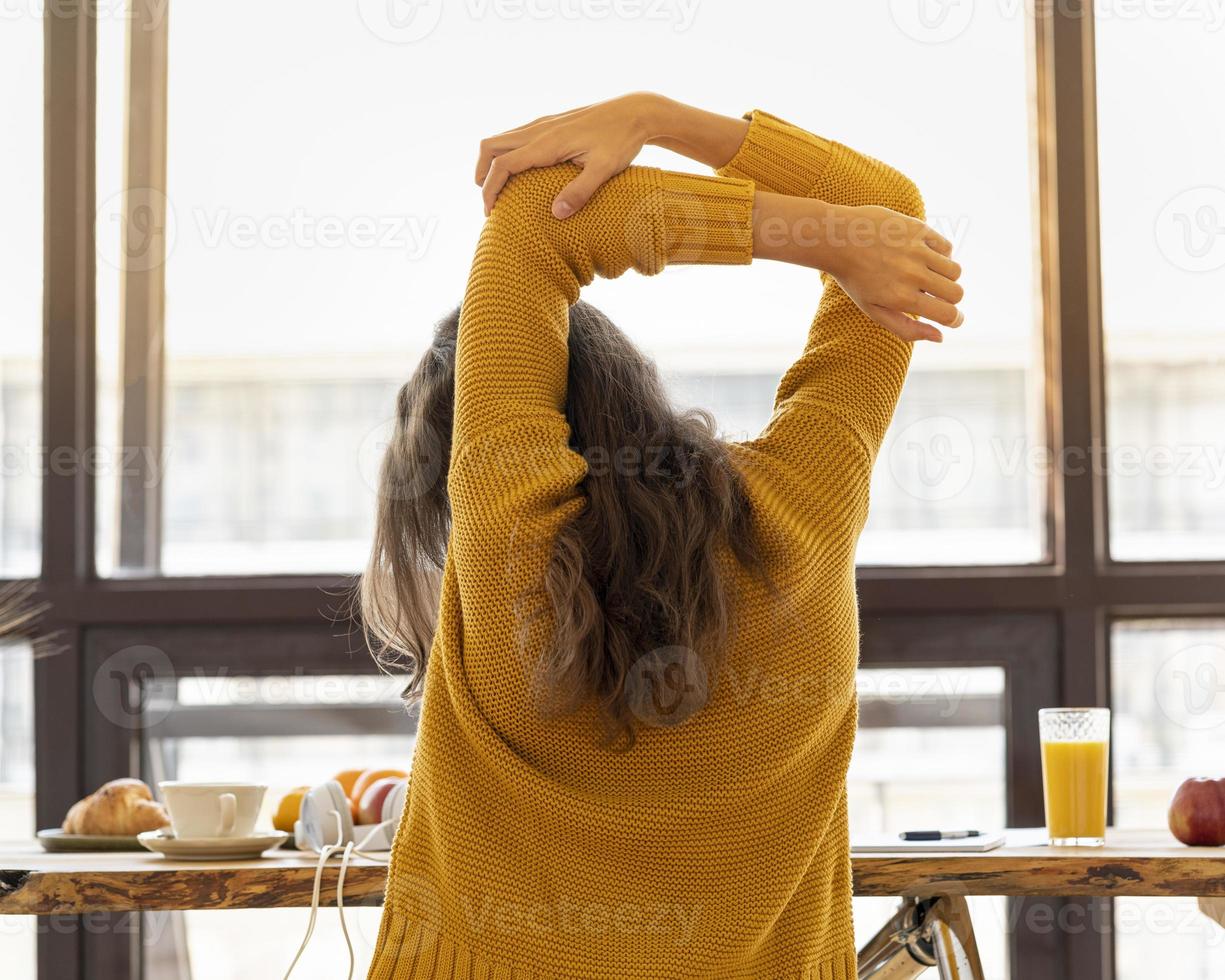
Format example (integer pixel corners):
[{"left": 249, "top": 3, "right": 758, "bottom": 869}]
[
  {"left": 332, "top": 769, "right": 365, "bottom": 799},
  {"left": 272, "top": 786, "right": 310, "bottom": 833},
  {"left": 351, "top": 768, "right": 408, "bottom": 802}
]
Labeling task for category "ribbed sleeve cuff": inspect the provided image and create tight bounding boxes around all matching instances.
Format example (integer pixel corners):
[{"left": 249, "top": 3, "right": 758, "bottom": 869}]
[
  {"left": 716, "top": 109, "right": 833, "bottom": 199},
  {"left": 654, "top": 170, "right": 755, "bottom": 266}
]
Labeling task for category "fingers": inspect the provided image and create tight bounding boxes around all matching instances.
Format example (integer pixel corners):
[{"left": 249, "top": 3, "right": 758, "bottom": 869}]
[
  {"left": 872, "top": 305, "right": 943, "bottom": 343},
  {"left": 909, "top": 292, "right": 964, "bottom": 328},
  {"left": 475, "top": 109, "right": 586, "bottom": 184},
  {"left": 926, "top": 250, "right": 962, "bottom": 283},
  {"left": 475, "top": 134, "right": 527, "bottom": 187},
  {"left": 552, "top": 159, "right": 617, "bottom": 219},
  {"left": 924, "top": 226, "right": 954, "bottom": 256},
  {"left": 481, "top": 144, "right": 558, "bottom": 216},
  {"left": 922, "top": 267, "right": 965, "bottom": 306}
]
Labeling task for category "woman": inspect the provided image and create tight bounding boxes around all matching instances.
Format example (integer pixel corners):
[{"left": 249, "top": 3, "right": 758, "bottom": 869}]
[{"left": 363, "top": 93, "right": 963, "bottom": 979}]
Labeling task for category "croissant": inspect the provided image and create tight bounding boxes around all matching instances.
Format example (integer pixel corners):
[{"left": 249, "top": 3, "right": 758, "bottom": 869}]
[{"left": 62, "top": 778, "right": 170, "bottom": 836}]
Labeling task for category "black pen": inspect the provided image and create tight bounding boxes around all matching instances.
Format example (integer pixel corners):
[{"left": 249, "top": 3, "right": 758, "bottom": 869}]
[{"left": 899, "top": 830, "right": 983, "bottom": 841}]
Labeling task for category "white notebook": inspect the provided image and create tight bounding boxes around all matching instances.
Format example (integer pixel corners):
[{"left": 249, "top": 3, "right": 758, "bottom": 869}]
[{"left": 850, "top": 831, "right": 1008, "bottom": 853}]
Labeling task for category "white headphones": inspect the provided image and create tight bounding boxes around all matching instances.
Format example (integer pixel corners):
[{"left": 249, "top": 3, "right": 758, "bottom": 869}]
[
  {"left": 283, "top": 778, "right": 408, "bottom": 980},
  {"left": 295, "top": 778, "right": 406, "bottom": 852}
]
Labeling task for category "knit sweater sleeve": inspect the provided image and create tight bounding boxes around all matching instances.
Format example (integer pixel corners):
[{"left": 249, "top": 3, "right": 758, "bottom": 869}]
[
  {"left": 445, "top": 166, "right": 754, "bottom": 655},
  {"left": 451, "top": 165, "right": 754, "bottom": 453},
  {"left": 717, "top": 109, "right": 921, "bottom": 482}
]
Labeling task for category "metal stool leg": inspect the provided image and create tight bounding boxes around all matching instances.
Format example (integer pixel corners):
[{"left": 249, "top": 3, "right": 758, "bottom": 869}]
[{"left": 857, "top": 895, "right": 985, "bottom": 979}]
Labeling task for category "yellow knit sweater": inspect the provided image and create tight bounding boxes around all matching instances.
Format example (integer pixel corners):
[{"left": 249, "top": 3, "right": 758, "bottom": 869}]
[{"left": 368, "top": 110, "right": 920, "bottom": 980}]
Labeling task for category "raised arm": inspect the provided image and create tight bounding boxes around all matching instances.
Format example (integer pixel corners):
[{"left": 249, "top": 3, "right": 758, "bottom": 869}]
[
  {"left": 452, "top": 165, "right": 753, "bottom": 453},
  {"left": 715, "top": 109, "right": 937, "bottom": 467},
  {"left": 660, "top": 103, "right": 965, "bottom": 483},
  {"left": 473, "top": 98, "right": 962, "bottom": 531}
]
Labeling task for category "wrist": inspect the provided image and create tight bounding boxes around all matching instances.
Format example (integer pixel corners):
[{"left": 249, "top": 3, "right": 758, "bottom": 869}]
[
  {"left": 753, "top": 194, "right": 845, "bottom": 272},
  {"left": 635, "top": 92, "right": 683, "bottom": 145}
]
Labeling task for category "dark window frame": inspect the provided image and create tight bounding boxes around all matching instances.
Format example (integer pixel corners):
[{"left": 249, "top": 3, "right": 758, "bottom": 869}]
[{"left": 16, "top": 2, "right": 1225, "bottom": 978}]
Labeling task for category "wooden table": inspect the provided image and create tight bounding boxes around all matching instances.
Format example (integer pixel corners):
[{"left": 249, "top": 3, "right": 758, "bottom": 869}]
[{"left": 1, "top": 829, "right": 1223, "bottom": 916}]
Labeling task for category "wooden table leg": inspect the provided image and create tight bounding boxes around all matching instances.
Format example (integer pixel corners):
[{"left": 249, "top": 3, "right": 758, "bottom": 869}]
[{"left": 926, "top": 895, "right": 985, "bottom": 980}]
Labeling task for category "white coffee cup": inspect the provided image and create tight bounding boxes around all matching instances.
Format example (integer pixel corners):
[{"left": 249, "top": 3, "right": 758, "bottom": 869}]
[{"left": 159, "top": 782, "right": 267, "bottom": 839}]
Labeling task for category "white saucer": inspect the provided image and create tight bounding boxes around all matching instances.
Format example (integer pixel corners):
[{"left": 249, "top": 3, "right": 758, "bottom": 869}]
[{"left": 137, "top": 829, "right": 289, "bottom": 860}]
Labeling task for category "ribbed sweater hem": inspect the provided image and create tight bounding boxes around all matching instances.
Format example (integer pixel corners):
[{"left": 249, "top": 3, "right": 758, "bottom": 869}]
[{"left": 366, "top": 910, "right": 857, "bottom": 980}]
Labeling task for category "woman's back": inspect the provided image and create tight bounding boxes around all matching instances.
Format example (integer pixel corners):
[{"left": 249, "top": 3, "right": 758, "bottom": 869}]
[{"left": 366, "top": 109, "right": 949, "bottom": 979}]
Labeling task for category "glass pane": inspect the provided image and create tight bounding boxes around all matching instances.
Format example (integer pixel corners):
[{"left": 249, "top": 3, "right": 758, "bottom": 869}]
[
  {"left": 1112, "top": 621, "right": 1225, "bottom": 979},
  {"left": 96, "top": 2, "right": 1041, "bottom": 576},
  {"left": 140, "top": 672, "right": 414, "bottom": 979},
  {"left": 0, "top": 641, "right": 37, "bottom": 976},
  {"left": 850, "top": 667, "right": 1009, "bottom": 978},
  {"left": 0, "top": 14, "right": 42, "bottom": 578},
  {"left": 1097, "top": 17, "right": 1225, "bottom": 561}
]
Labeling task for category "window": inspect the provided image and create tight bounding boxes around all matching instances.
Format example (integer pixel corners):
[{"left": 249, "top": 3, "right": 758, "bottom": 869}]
[
  {"left": 850, "top": 667, "right": 1010, "bottom": 979},
  {"left": 94, "top": 0, "right": 1044, "bottom": 576},
  {"left": 138, "top": 672, "right": 413, "bottom": 979},
  {"left": 25, "top": 3, "right": 1224, "bottom": 979},
  {"left": 0, "top": 641, "right": 36, "bottom": 978},
  {"left": 1097, "top": 15, "right": 1225, "bottom": 561},
  {"left": 1112, "top": 622, "right": 1225, "bottom": 979},
  {"left": 0, "top": 14, "right": 42, "bottom": 579}
]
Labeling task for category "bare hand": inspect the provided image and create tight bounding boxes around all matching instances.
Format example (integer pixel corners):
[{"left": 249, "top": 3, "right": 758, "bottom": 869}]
[
  {"left": 819, "top": 204, "right": 964, "bottom": 342},
  {"left": 475, "top": 93, "right": 658, "bottom": 218}
]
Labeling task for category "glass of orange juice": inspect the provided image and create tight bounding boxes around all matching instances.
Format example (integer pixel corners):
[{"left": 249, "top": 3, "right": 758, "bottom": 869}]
[{"left": 1039, "top": 707, "right": 1110, "bottom": 846}]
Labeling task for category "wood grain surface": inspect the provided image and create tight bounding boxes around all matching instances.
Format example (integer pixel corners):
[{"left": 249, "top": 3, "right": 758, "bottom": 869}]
[{"left": 2, "top": 829, "right": 1223, "bottom": 915}]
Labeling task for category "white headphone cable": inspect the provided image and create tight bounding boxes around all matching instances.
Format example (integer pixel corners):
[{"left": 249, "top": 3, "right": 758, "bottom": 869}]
[{"left": 283, "top": 810, "right": 394, "bottom": 980}]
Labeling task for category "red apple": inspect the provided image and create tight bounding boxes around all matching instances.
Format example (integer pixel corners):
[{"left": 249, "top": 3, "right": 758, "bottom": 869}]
[
  {"left": 1168, "top": 777, "right": 1225, "bottom": 846},
  {"left": 357, "top": 777, "right": 405, "bottom": 825}
]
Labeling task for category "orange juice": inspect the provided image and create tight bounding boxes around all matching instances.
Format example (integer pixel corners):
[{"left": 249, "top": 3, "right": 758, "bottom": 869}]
[{"left": 1040, "top": 739, "right": 1108, "bottom": 842}]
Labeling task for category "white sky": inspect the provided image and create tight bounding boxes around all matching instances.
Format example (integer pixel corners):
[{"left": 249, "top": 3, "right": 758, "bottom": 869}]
[{"left": 3, "top": 2, "right": 1222, "bottom": 372}]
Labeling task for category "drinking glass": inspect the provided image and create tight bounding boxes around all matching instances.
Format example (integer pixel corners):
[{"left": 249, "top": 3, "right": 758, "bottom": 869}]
[{"left": 1039, "top": 707, "right": 1110, "bottom": 847}]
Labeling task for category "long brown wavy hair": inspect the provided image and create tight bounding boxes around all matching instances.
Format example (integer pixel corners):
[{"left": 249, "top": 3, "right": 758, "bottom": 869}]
[{"left": 361, "top": 301, "right": 763, "bottom": 747}]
